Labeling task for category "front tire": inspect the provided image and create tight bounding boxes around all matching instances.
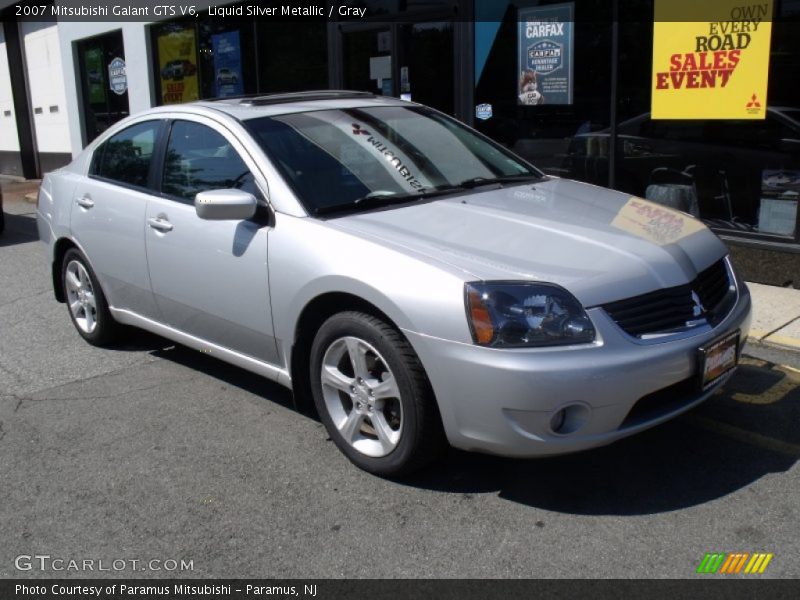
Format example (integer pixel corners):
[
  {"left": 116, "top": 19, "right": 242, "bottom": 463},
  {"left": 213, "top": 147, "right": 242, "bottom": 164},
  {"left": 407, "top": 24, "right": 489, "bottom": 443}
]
[
  {"left": 310, "top": 311, "right": 445, "bottom": 477},
  {"left": 61, "top": 248, "right": 119, "bottom": 346}
]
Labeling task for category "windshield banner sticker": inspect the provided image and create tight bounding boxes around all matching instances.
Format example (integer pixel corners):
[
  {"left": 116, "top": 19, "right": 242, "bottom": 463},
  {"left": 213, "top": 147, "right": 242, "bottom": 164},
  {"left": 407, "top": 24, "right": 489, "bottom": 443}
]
[
  {"left": 611, "top": 197, "right": 707, "bottom": 245},
  {"left": 517, "top": 2, "right": 574, "bottom": 106},
  {"left": 651, "top": 0, "right": 773, "bottom": 119},
  {"left": 290, "top": 111, "right": 434, "bottom": 194},
  {"left": 344, "top": 121, "right": 432, "bottom": 192}
]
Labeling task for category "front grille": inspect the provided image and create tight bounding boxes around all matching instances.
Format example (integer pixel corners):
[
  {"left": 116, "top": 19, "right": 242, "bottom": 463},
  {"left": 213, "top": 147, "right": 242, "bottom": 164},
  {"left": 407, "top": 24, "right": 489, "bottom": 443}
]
[{"left": 601, "top": 259, "right": 733, "bottom": 337}]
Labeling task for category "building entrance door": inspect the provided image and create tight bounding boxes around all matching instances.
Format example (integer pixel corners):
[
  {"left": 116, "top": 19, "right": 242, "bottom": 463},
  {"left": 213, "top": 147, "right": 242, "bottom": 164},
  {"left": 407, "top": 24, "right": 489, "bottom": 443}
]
[
  {"left": 339, "top": 22, "right": 454, "bottom": 116},
  {"left": 76, "top": 30, "right": 130, "bottom": 144}
]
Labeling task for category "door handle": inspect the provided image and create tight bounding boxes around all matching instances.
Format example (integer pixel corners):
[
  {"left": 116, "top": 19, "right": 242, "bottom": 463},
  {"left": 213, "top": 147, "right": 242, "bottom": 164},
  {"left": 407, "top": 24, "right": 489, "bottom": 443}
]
[
  {"left": 147, "top": 217, "right": 173, "bottom": 232},
  {"left": 76, "top": 195, "right": 94, "bottom": 209}
]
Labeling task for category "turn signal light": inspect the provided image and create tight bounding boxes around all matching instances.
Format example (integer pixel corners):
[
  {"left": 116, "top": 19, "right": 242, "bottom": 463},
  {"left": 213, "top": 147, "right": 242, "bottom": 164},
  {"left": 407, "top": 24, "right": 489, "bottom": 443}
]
[{"left": 467, "top": 288, "right": 495, "bottom": 344}]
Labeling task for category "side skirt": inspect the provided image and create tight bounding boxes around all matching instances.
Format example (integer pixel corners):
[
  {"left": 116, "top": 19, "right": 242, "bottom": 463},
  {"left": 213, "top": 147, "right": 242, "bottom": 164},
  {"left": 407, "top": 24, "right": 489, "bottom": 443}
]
[{"left": 109, "top": 307, "right": 293, "bottom": 390}]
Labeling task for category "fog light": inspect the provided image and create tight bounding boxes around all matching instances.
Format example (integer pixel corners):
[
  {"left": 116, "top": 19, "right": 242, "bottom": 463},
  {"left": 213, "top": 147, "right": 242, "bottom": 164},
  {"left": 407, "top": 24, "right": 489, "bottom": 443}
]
[
  {"left": 549, "top": 404, "right": 590, "bottom": 435},
  {"left": 550, "top": 409, "right": 567, "bottom": 433}
]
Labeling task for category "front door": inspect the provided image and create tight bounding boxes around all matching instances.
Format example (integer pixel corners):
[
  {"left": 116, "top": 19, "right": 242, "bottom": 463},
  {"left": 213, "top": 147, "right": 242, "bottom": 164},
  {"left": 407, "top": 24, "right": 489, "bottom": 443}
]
[{"left": 144, "top": 117, "right": 279, "bottom": 364}]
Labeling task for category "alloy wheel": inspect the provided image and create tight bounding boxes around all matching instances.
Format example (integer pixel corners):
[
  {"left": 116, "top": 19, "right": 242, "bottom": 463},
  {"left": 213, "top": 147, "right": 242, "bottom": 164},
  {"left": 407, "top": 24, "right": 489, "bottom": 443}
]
[
  {"left": 64, "top": 259, "right": 98, "bottom": 334},
  {"left": 320, "top": 336, "right": 403, "bottom": 457}
]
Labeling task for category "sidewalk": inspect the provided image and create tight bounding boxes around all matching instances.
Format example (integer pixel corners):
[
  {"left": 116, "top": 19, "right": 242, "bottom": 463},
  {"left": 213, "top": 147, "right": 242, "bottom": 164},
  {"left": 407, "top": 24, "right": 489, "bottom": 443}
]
[
  {"left": 2, "top": 178, "right": 800, "bottom": 352},
  {"left": 0, "top": 176, "right": 41, "bottom": 203},
  {"left": 747, "top": 282, "right": 800, "bottom": 352}
]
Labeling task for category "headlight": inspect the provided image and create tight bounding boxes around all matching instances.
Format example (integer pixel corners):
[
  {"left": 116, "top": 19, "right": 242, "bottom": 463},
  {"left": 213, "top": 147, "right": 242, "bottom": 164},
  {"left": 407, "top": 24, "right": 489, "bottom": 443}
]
[{"left": 465, "top": 282, "right": 595, "bottom": 347}]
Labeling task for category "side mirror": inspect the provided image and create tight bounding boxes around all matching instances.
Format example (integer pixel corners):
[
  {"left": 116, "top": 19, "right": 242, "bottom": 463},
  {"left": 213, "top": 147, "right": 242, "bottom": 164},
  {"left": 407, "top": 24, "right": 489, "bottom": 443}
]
[{"left": 195, "top": 189, "right": 257, "bottom": 221}]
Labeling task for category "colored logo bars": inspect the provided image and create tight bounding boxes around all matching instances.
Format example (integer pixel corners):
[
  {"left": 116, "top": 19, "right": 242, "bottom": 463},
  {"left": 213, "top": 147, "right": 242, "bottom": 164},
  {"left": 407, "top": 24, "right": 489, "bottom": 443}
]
[{"left": 697, "top": 552, "right": 773, "bottom": 574}]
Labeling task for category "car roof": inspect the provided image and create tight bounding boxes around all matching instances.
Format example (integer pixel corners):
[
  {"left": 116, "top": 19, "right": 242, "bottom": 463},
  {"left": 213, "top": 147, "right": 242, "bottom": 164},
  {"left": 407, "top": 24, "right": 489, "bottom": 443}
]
[{"left": 188, "top": 90, "right": 414, "bottom": 121}]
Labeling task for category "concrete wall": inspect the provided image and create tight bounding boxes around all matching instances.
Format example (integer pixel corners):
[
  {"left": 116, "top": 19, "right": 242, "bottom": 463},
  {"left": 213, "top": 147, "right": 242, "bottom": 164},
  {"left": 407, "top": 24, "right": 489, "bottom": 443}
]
[{"left": 21, "top": 21, "right": 70, "bottom": 156}]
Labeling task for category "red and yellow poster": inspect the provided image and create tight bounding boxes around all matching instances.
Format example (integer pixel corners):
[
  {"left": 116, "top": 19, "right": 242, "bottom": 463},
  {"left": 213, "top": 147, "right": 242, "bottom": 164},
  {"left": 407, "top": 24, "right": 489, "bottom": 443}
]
[
  {"left": 157, "top": 26, "right": 199, "bottom": 105},
  {"left": 651, "top": 0, "right": 773, "bottom": 119}
]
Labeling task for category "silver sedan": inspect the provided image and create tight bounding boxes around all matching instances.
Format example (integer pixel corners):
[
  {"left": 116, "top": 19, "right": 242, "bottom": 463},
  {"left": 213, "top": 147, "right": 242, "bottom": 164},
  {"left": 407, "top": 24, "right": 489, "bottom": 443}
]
[{"left": 37, "top": 91, "right": 751, "bottom": 475}]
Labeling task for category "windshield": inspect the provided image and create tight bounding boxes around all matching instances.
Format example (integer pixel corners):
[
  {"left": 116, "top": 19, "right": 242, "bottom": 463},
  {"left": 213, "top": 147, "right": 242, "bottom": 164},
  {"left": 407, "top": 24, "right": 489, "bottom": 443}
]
[{"left": 244, "top": 106, "right": 541, "bottom": 214}]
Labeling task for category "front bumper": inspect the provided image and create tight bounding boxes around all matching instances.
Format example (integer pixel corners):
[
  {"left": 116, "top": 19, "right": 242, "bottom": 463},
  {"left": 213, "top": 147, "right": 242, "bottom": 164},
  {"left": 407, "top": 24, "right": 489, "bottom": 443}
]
[{"left": 404, "top": 282, "right": 752, "bottom": 457}]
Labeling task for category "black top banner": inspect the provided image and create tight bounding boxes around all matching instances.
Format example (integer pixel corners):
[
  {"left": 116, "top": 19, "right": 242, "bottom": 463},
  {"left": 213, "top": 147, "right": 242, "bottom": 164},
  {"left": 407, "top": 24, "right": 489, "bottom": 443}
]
[{"left": 4, "top": 0, "right": 798, "bottom": 23}]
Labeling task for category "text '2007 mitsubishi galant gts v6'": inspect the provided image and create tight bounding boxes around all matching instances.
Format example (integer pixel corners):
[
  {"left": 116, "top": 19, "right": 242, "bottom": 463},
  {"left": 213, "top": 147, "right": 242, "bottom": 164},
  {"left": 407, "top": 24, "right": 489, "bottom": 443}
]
[{"left": 37, "top": 91, "right": 751, "bottom": 476}]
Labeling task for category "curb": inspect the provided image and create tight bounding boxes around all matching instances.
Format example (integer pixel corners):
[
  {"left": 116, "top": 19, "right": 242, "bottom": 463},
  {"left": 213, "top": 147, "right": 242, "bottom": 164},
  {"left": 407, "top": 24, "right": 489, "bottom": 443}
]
[
  {"left": 746, "top": 336, "right": 800, "bottom": 354},
  {"left": 759, "top": 334, "right": 800, "bottom": 351}
]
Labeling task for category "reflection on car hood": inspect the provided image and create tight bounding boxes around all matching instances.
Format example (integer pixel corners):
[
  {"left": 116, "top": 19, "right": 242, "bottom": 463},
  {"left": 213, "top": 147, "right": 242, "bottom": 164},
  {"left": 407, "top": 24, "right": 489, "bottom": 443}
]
[{"left": 330, "top": 177, "right": 729, "bottom": 307}]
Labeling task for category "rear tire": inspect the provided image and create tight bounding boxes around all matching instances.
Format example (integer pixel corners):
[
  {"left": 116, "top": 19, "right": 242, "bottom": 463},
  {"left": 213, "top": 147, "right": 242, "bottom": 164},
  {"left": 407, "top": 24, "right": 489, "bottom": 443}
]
[
  {"left": 61, "top": 248, "right": 119, "bottom": 346},
  {"left": 310, "top": 311, "right": 445, "bottom": 477}
]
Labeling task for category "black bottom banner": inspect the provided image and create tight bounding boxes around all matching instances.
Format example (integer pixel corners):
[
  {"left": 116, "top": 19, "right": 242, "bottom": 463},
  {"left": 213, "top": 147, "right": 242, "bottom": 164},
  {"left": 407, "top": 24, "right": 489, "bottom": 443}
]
[{"left": 2, "top": 579, "right": 800, "bottom": 600}]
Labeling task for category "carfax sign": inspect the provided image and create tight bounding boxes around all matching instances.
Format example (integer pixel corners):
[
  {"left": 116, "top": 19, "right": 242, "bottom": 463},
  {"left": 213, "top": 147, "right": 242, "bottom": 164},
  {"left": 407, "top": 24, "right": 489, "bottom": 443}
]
[
  {"left": 517, "top": 2, "right": 574, "bottom": 105},
  {"left": 652, "top": 0, "right": 773, "bottom": 119}
]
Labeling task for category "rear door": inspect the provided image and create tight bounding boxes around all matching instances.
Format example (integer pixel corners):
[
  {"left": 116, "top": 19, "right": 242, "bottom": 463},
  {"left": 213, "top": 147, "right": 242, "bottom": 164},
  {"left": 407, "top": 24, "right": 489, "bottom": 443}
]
[
  {"left": 70, "top": 119, "right": 164, "bottom": 318},
  {"left": 144, "top": 116, "right": 279, "bottom": 364}
]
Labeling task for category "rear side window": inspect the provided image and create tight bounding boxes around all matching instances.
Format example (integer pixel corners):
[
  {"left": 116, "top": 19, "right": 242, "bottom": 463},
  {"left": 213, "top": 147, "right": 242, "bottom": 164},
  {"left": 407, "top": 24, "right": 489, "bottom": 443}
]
[
  {"left": 90, "top": 121, "right": 160, "bottom": 188},
  {"left": 161, "top": 120, "right": 257, "bottom": 201}
]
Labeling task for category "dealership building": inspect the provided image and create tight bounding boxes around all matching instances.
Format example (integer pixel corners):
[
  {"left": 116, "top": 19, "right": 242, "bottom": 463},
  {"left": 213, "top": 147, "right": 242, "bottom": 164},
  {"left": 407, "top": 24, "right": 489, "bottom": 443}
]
[{"left": 0, "top": 0, "right": 798, "bottom": 284}]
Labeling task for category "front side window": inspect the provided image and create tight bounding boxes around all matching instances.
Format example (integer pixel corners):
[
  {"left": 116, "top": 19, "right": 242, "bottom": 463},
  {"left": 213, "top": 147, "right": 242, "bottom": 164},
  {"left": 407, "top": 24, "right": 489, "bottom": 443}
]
[
  {"left": 244, "top": 106, "right": 539, "bottom": 214},
  {"left": 90, "top": 121, "right": 160, "bottom": 188},
  {"left": 162, "top": 120, "right": 258, "bottom": 201}
]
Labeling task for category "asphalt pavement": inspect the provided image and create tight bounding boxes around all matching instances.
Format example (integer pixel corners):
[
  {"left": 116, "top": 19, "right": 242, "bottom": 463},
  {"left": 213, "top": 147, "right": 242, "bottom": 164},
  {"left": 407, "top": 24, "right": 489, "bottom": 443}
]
[{"left": 1, "top": 196, "right": 799, "bottom": 579}]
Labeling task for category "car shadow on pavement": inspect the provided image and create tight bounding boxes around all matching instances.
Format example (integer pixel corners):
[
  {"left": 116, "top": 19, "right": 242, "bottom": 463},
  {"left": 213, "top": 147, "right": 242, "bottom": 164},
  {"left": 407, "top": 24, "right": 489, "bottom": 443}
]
[
  {"left": 143, "top": 338, "right": 296, "bottom": 412},
  {"left": 405, "top": 357, "right": 800, "bottom": 515},
  {"left": 100, "top": 321, "right": 799, "bottom": 517},
  {"left": 0, "top": 211, "right": 38, "bottom": 247}
]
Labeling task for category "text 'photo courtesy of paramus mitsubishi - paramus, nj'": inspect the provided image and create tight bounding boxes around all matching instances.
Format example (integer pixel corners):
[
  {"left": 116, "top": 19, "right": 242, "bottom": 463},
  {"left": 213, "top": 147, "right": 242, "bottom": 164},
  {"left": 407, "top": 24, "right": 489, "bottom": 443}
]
[{"left": 36, "top": 91, "right": 752, "bottom": 476}]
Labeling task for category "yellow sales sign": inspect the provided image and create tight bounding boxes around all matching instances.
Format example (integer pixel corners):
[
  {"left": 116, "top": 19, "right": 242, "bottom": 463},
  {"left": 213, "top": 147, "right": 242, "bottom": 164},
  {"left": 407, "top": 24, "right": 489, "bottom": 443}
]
[
  {"left": 158, "top": 27, "right": 199, "bottom": 105},
  {"left": 651, "top": 0, "right": 773, "bottom": 119}
]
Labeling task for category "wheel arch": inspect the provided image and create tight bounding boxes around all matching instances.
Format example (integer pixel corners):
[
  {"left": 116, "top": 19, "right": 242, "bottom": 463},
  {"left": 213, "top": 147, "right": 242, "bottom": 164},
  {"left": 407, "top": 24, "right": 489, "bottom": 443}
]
[
  {"left": 290, "top": 292, "right": 411, "bottom": 416},
  {"left": 51, "top": 237, "right": 79, "bottom": 303}
]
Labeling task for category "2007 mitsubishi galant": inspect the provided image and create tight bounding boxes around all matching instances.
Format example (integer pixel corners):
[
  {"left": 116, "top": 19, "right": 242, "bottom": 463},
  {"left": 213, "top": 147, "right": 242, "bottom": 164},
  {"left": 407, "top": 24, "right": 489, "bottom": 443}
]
[{"left": 37, "top": 91, "right": 751, "bottom": 476}]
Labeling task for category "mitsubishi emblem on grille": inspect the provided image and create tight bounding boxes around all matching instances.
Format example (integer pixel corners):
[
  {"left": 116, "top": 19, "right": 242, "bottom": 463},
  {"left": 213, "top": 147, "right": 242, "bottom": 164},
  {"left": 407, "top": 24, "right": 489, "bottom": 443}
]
[{"left": 690, "top": 290, "right": 706, "bottom": 322}]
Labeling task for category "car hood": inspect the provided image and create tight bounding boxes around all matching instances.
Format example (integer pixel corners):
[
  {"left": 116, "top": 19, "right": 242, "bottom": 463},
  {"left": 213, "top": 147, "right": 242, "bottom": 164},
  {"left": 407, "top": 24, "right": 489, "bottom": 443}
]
[{"left": 329, "top": 178, "right": 729, "bottom": 307}]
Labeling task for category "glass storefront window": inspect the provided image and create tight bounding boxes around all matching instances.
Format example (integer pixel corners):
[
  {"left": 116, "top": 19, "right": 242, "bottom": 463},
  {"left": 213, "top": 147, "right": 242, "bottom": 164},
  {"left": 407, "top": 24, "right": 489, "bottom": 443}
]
[
  {"left": 613, "top": 1, "right": 800, "bottom": 241},
  {"left": 474, "top": 0, "right": 612, "bottom": 179},
  {"left": 399, "top": 22, "right": 454, "bottom": 114},
  {"left": 151, "top": 8, "right": 325, "bottom": 104},
  {"left": 475, "top": 0, "right": 800, "bottom": 243},
  {"left": 255, "top": 22, "right": 328, "bottom": 93}
]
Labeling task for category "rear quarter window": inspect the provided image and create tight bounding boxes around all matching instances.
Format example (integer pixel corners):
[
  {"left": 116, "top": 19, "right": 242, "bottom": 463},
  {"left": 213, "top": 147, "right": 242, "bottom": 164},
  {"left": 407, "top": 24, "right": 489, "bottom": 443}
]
[{"left": 90, "top": 120, "right": 161, "bottom": 189}]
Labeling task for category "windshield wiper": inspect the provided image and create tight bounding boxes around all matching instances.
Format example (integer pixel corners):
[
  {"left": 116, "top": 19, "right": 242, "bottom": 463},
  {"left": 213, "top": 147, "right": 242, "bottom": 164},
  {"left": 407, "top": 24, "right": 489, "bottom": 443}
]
[
  {"left": 313, "top": 174, "right": 545, "bottom": 216},
  {"left": 313, "top": 185, "right": 467, "bottom": 216},
  {"left": 456, "top": 174, "right": 545, "bottom": 188}
]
